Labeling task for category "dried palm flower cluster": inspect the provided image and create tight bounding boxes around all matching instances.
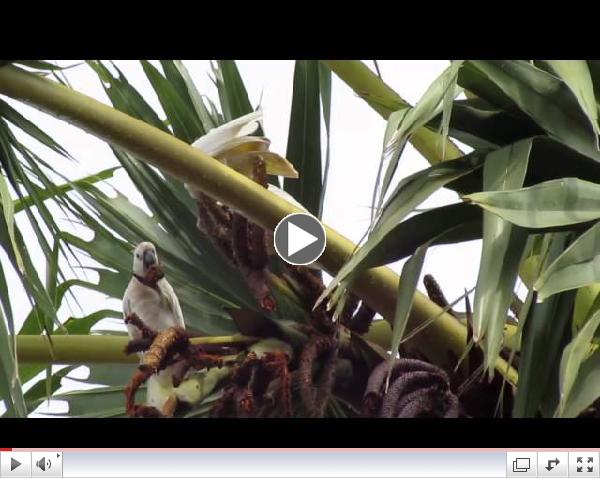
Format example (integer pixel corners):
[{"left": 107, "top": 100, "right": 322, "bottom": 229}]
[
  {"left": 187, "top": 110, "right": 299, "bottom": 313},
  {"left": 210, "top": 340, "right": 293, "bottom": 417},
  {"left": 362, "top": 359, "right": 459, "bottom": 418},
  {"left": 123, "top": 313, "right": 228, "bottom": 417},
  {"left": 185, "top": 111, "right": 385, "bottom": 416}
]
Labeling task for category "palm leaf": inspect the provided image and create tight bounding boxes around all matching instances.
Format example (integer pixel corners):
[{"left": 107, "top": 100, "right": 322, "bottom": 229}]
[
  {"left": 0, "top": 292, "right": 26, "bottom": 417},
  {"left": 318, "top": 62, "right": 332, "bottom": 216},
  {"left": 213, "top": 61, "right": 255, "bottom": 122},
  {"left": 386, "top": 244, "right": 429, "bottom": 387},
  {"left": 140, "top": 60, "right": 204, "bottom": 143},
  {"left": 535, "top": 221, "right": 600, "bottom": 300},
  {"left": 284, "top": 60, "right": 324, "bottom": 217},
  {"left": 557, "top": 306, "right": 600, "bottom": 416},
  {"left": 318, "top": 152, "right": 485, "bottom": 307},
  {"left": 464, "top": 178, "right": 600, "bottom": 228},
  {"left": 458, "top": 60, "right": 600, "bottom": 160},
  {"left": 472, "top": 138, "right": 531, "bottom": 373}
]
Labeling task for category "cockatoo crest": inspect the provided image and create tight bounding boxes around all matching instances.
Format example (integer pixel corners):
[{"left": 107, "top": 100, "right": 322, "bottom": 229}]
[
  {"left": 192, "top": 110, "right": 263, "bottom": 157},
  {"left": 189, "top": 109, "right": 298, "bottom": 182},
  {"left": 187, "top": 110, "right": 306, "bottom": 213}
]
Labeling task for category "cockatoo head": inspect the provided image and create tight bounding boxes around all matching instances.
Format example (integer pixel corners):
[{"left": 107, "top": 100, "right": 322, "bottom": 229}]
[{"left": 132, "top": 241, "right": 159, "bottom": 278}]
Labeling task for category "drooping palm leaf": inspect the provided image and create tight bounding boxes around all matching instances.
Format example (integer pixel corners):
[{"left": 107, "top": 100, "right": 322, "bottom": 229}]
[
  {"left": 457, "top": 60, "right": 600, "bottom": 161},
  {"left": 472, "top": 138, "right": 531, "bottom": 373},
  {"left": 557, "top": 307, "right": 600, "bottom": 417},
  {"left": 464, "top": 178, "right": 600, "bottom": 229},
  {"left": 318, "top": 152, "right": 486, "bottom": 308}
]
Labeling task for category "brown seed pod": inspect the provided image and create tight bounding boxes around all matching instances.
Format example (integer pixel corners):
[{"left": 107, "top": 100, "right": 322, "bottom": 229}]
[
  {"left": 125, "top": 368, "right": 153, "bottom": 416},
  {"left": 231, "top": 212, "right": 251, "bottom": 269},
  {"left": 363, "top": 358, "right": 459, "bottom": 418},
  {"left": 298, "top": 335, "right": 338, "bottom": 417},
  {"left": 248, "top": 222, "right": 268, "bottom": 270},
  {"left": 423, "top": 274, "right": 456, "bottom": 317}
]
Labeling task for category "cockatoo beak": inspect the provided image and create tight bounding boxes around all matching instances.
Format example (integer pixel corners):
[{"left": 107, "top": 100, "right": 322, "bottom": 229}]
[{"left": 143, "top": 249, "right": 157, "bottom": 269}]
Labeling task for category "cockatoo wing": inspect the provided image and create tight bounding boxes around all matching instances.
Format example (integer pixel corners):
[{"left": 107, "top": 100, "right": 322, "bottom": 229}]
[
  {"left": 157, "top": 278, "right": 185, "bottom": 329},
  {"left": 122, "top": 282, "right": 141, "bottom": 342},
  {"left": 122, "top": 276, "right": 185, "bottom": 338}
]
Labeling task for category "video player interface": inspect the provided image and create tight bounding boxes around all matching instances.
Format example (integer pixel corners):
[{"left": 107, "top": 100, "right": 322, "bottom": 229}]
[{"left": 0, "top": 449, "right": 597, "bottom": 478}]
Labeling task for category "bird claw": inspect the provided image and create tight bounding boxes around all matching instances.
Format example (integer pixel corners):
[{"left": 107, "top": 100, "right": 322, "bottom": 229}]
[{"left": 124, "top": 313, "right": 157, "bottom": 340}]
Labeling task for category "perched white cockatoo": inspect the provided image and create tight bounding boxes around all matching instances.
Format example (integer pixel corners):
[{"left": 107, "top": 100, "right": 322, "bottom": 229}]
[
  {"left": 187, "top": 109, "right": 308, "bottom": 212},
  {"left": 123, "top": 242, "right": 230, "bottom": 413},
  {"left": 123, "top": 241, "right": 185, "bottom": 413},
  {"left": 123, "top": 242, "right": 185, "bottom": 337}
]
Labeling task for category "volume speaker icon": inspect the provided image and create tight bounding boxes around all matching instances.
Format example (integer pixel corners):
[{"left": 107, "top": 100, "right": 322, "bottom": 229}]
[{"left": 36, "top": 457, "right": 51, "bottom": 471}]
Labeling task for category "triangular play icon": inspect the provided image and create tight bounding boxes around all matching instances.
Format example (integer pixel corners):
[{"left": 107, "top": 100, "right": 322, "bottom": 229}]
[
  {"left": 10, "top": 458, "right": 21, "bottom": 472},
  {"left": 287, "top": 222, "right": 318, "bottom": 256}
]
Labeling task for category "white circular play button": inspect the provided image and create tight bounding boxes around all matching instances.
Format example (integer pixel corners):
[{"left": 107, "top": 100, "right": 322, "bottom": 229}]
[{"left": 274, "top": 213, "right": 327, "bottom": 265}]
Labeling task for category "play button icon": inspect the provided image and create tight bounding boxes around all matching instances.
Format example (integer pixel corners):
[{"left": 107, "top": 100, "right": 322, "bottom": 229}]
[
  {"left": 1, "top": 452, "right": 31, "bottom": 476},
  {"left": 274, "top": 213, "right": 326, "bottom": 265}
]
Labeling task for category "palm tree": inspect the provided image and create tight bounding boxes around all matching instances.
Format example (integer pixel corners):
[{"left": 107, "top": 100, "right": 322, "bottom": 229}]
[{"left": 0, "top": 59, "right": 598, "bottom": 418}]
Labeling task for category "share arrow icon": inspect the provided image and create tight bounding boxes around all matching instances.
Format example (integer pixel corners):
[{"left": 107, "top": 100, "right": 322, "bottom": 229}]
[{"left": 546, "top": 458, "right": 560, "bottom": 471}]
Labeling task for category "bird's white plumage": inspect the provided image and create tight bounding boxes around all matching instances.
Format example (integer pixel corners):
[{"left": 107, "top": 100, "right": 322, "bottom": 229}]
[
  {"left": 186, "top": 109, "right": 298, "bottom": 204},
  {"left": 122, "top": 242, "right": 185, "bottom": 404},
  {"left": 186, "top": 110, "right": 304, "bottom": 221},
  {"left": 191, "top": 109, "right": 262, "bottom": 156},
  {"left": 123, "top": 276, "right": 184, "bottom": 341}
]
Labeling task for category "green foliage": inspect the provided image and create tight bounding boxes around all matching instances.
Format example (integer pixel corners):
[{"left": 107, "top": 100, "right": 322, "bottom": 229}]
[
  {"left": 5, "top": 59, "right": 600, "bottom": 418},
  {"left": 472, "top": 139, "right": 531, "bottom": 373},
  {"left": 0, "top": 60, "right": 337, "bottom": 417},
  {"left": 327, "top": 59, "right": 600, "bottom": 417},
  {"left": 284, "top": 60, "right": 326, "bottom": 217}
]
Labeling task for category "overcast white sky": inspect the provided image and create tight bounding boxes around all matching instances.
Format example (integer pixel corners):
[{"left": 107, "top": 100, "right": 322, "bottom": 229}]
[{"left": 1, "top": 60, "right": 486, "bottom": 416}]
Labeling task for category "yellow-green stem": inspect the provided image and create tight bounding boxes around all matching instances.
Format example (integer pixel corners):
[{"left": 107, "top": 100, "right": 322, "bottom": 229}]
[
  {"left": 15, "top": 335, "right": 258, "bottom": 364},
  {"left": 0, "top": 65, "right": 516, "bottom": 385}
]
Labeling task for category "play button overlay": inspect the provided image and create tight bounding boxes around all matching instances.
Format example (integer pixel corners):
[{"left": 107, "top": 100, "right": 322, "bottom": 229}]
[
  {"left": 11, "top": 458, "right": 21, "bottom": 471},
  {"left": 274, "top": 213, "right": 326, "bottom": 265}
]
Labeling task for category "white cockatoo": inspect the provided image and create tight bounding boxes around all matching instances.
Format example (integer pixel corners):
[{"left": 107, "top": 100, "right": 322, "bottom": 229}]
[
  {"left": 123, "top": 241, "right": 185, "bottom": 337},
  {"left": 187, "top": 109, "right": 308, "bottom": 212},
  {"left": 123, "top": 241, "right": 186, "bottom": 413},
  {"left": 123, "top": 242, "right": 230, "bottom": 413}
]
